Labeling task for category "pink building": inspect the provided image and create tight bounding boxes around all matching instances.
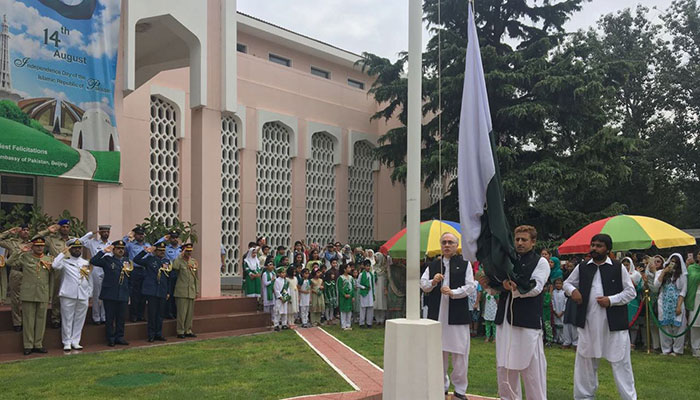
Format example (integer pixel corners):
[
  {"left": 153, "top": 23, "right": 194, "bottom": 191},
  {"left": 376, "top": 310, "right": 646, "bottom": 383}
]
[{"left": 0, "top": 1, "right": 413, "bottom": 296}]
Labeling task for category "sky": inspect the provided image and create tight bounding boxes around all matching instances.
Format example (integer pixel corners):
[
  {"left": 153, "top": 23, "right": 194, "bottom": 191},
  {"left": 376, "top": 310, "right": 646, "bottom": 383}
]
[{"left": 238, "top": 0, "right": 674, "bottom": 60}]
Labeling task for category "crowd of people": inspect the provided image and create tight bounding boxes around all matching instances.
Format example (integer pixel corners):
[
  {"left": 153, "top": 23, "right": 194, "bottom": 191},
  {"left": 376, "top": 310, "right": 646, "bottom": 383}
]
[
  {"left": 240, "top": 238, "right": 392, "bottom": 331},
  {"left": 419, "top": 226, "right": 700, "bottom": 400},
  {"left": 0, "top": 220, "right": 199, "bottom": 355}
]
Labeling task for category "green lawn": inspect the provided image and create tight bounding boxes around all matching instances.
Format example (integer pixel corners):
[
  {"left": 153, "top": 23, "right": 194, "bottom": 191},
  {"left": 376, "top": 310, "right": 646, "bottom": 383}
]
[
  {"left": 324, "top": 325, "right": 700, "bottom": 399},
  {"left": 0, "top": 331, "right": 351, "bottom": 400}
]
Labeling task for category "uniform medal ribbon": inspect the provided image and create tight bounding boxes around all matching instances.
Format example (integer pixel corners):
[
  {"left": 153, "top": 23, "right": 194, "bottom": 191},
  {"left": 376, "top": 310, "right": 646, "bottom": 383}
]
[
  {"left": 120, "top": 261, "right": 133, "bottom": 284},
  {"left": 79, "top": 265, "right": 91, "bottom": 279}
]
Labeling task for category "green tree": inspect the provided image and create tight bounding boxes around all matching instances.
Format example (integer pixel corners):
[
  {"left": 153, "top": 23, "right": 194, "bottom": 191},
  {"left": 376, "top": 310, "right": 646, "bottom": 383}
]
[{"left": 360, "top": 0, "right": 645, "bottom": 240}]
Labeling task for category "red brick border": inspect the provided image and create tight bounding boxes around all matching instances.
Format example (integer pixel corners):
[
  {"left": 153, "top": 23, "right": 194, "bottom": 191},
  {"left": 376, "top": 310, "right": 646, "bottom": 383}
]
[{"left": 289, "top": 327, "right": 498, "bottom": 400}]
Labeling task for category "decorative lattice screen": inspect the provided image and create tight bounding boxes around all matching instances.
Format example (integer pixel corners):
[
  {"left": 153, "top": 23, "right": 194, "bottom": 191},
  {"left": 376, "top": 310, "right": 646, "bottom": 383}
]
[
  {"left": 149, "top": 96, "right": 180, "bottom": 226},
  {"left": 256, "top": 122, "right": 292, "bottom": 249},
  {"left": 306, "top": 132, "right": 335, "bottom": 245},
  {"left": 429, "top": 169, "right": 457, "bottom": 205},
  {"left": 348, "top": 141, "right": 374, "bottom": 244},
  {"left": 221, "top": 115, "right": 241, "bottom": 276}
]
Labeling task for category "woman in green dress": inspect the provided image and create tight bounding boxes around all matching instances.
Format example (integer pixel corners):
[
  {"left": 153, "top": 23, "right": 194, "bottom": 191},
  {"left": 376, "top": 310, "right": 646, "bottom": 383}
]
[
  {"left": 242, "top": 247, "right": 262, "bottom": 298},
  {"left": 337, "top": 263, "right": 355, "bottom": 330}
]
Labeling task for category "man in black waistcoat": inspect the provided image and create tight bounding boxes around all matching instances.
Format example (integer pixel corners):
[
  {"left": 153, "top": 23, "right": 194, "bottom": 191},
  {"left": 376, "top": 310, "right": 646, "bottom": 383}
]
[
  {"left": 478, "top": 225, "right": 550, "bottom": 400},
  {"left": 420, "top": 232, "right": 475, "bottom": 400},
  {"left": 90, "top": 240, "right": 131, "bottom": 347},
  {"left": 563, "top": 233, "right": 637, "bottom": 400}
]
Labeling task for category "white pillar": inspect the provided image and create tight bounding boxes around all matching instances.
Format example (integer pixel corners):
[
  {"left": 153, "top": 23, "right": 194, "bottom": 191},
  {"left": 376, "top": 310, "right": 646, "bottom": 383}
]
[{"left": 383, "top": 1, "right": 443, "bottom": 398}]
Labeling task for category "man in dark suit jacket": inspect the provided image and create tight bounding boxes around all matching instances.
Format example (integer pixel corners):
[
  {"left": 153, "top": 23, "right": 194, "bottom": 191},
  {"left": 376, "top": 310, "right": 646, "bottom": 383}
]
[
  {"left": 90, "top": 240, "right": 131, "bottom": 347},
  {"left": 135, "top": 243, "right": 170, "bottom": 342}
]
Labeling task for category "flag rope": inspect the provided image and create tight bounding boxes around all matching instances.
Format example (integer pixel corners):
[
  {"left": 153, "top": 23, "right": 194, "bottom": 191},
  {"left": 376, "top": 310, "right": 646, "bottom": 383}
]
[{"left": 438, "top": 0, "right": 443, "bottom": 237}]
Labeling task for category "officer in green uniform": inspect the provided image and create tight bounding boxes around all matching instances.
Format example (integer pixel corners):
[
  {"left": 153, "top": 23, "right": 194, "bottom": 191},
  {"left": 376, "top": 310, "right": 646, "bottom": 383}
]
[
  {"left": 0, "top": 224, "right": 31, "bottom": 331},
  {"left": 7, "top": 236, "right": 53, "bottom": 355},
  {"left": 172, "top": 243, "right": 199, "bottom": 338},
  {"left": 38, "top": 219, "right": 75, "bottom": 328}
]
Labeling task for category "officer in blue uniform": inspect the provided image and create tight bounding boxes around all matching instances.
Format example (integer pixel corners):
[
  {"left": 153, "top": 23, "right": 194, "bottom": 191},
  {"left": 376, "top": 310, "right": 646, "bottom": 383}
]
[
  {"left": 90, "top": 240, "right": 131, "bottom": 347},
  {"left": 124, "top": 226, "right": 150, "bottom": 322},
  {"left": 135, "top": 242, "right": 170, "bottom": 342},
  {"left": 155, "top": 231, "right": 181, "bottom": 319}
]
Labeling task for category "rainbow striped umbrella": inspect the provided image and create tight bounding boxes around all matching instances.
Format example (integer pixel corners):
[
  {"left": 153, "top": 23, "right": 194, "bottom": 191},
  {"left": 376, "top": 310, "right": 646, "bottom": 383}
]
[
  {"left": 379, "top": 220, "right": 462, "bottom": 259},
  {"left": 558, "top": 215, "right": 696, "bottom": 255}
]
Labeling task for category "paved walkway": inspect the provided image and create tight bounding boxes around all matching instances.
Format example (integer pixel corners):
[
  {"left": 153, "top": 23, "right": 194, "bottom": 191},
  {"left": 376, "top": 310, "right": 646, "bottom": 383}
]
[{"left": 289, "top": 327, "right": 497, "bottom": 400}]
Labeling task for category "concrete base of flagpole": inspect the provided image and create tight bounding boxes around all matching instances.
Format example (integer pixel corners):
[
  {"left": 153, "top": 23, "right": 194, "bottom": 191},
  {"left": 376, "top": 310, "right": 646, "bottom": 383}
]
[{"left": 383, "top": 318, "right": 444, "bottom": 399}]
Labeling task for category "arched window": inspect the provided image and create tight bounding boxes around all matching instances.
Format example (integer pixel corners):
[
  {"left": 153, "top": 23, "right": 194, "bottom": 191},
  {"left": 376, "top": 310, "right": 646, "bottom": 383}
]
[
  {"left": 149, "top": 96, "right": 180, "bottom": 226},
  {"left": 348, "top": 141, "right": 375, "bottom": 244},
  {"left": 221, "top": 115, "right": 241, "bottom": 276},
  {"left": 306, "top": 132, "right": 336, "bottom": 245},
  {"left": 256, "top": 122, "right": 292, "bottom": 249}
]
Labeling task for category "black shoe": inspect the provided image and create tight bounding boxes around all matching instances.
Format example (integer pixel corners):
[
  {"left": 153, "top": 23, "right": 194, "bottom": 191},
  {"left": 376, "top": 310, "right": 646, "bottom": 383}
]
[
  {"left": 51, "top": 321, "right": 60, "bottom": 329},
  {"left": 13, "top": 326, "right": 22, "bottom": 332},
  {"left": 154, "top": 336, "right": 167, "bottom": 341},
  {"left": 177, "top": 334, "right": 185, "bottom": 339},
  {"left": 99, "top": 321, "right": 105, "bottom": 325},
  {"left": 281, "top": 325, "right": 289, "bottom": 330},
  {"left": 115, "top": 339, "right": 130, "bottom": 346},
  {"left": 33, "top": 348, "right": 48, "bottom": 354},
  {"left": 453, "top": 392, "right": 467, "bottom": 400},
  {"left": 147, "top": 337, "right": 154, "bottom": 342},
  {"left": 130, "top": 318, "right": 137, "bottom": 323},
  {"left": 137, "top": 318, "right": 146, "bottom": 322},
  {"left": 108, "top": 341, "right": 115, "bottom": 347},
  {"left": 23, "top": 349, "right": 31, "bottom": 355},
  {"left": 274, "top": 326, "right": 280, "bottom": 331},
  {"left": 185, "top": 333, "right": 197, "bottom": 338}
]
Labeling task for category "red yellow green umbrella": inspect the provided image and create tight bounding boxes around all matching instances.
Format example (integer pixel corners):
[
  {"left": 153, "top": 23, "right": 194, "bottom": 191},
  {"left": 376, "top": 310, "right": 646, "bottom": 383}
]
[
  {"left": 558, "top": 215, "right": 696, "bottom": 255},
  {"left": 379, "top": 220, "right": 462, "bottom": 259}
]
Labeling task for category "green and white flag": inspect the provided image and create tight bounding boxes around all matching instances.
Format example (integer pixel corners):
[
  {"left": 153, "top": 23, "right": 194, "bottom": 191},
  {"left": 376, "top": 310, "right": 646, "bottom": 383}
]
[{"left": 458, "top": 3, "right": 514, "bottom": 282}]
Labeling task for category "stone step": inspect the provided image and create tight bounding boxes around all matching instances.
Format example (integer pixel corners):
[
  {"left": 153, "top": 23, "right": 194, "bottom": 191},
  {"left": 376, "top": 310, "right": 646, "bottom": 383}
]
[
  {"left": 0, "top": 296, "right": 259, "bottom": 331},
  {"left": 0, "top": 309, "right": 271, "bottom": 354}
]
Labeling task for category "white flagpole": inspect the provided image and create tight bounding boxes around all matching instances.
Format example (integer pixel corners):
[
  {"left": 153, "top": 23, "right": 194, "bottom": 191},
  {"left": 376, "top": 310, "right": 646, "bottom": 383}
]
[
  {"left": 383, "top": 1, "right": 443, "bottom": 398},
  {"left": 405, "top": 0, "right": 421, "bottom": 321}
]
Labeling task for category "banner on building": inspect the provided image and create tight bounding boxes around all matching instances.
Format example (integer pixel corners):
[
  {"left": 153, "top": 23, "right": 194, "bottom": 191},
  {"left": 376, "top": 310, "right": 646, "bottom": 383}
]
[{"left": 0, "top": 0, "right": 121, "bottom": 183}]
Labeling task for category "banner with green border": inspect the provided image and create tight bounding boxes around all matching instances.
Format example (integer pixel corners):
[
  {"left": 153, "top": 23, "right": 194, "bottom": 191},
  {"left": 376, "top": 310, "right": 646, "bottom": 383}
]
[{"left": 0, "top": 0, "right": 121, "bottom": 183}]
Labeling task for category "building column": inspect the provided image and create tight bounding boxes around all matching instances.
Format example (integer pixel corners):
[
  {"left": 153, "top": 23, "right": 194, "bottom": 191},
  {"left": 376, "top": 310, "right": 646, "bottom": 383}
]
[
  {"left": 191, "top": 107, "right": 222, "bottom": 297},
  {"left": 83, "top": 182, "right": 124, "bottom": 238}
]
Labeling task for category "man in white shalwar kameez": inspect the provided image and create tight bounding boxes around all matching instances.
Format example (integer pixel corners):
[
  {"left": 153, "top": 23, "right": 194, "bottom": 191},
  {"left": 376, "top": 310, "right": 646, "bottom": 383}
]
[
  {"left": 421, "top": 232, "right": 476, "bottom": 400},
  {"left": 478, "top": 225, "right": 549, "bottom": 400},
  {"left": 564, "top": 234, "right": 637, "bottom": 400}
]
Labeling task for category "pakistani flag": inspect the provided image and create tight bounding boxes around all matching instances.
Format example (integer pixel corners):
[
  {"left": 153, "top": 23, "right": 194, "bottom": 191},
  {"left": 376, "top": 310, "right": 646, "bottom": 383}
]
[{"left": 457, "top": 3, "right": 514, "bottom": 285}]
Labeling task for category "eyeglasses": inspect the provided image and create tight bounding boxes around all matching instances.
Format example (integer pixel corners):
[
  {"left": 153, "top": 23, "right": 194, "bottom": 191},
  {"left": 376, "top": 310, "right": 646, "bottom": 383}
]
[{"left": 441, "top": 240, "right": 456, "bottom": 245}]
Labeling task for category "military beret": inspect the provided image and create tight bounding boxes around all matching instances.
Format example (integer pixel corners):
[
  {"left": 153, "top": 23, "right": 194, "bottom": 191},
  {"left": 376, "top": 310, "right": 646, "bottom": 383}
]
[
  {"left": 167, "top": 230, "right": 179, "bottom": 237},
  {"left": 155, "top": 242, "right": 167, "bottom": 250},
  {"left": 30, "top": 236, "right": 45, "bottom": 245},
  {"left": 66, "top": 238, "right": 82, "bottom": 248},
  {"left": 133, "top": 226, "right": 145, "bottom": 234},
  {"left": 58, "top": 219, "right": 70, "bottom": 226},
  {"left": 112, "top": 240, "right": 126, "bottom": 248},
  {"left": 19, "top": 223, "right": 29, "bottom": 229}
]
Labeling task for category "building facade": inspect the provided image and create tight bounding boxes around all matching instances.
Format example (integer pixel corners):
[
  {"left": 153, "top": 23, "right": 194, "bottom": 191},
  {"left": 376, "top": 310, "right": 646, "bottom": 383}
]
[{"left": 0, "top": 1, "right": 414, "bottom": 296}]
